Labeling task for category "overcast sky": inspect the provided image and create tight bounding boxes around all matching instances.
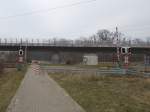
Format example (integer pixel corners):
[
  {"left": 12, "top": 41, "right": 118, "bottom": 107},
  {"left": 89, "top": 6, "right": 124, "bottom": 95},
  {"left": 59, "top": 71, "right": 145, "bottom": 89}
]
[{"left": 0, "top": 0, "right": 150, "bottom": 41}]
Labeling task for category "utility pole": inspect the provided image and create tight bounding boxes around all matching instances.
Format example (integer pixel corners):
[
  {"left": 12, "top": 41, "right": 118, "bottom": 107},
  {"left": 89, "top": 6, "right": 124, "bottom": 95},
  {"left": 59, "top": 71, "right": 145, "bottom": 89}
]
[{"left": 116, "top": 27, "right": 120, "bottom": 67}]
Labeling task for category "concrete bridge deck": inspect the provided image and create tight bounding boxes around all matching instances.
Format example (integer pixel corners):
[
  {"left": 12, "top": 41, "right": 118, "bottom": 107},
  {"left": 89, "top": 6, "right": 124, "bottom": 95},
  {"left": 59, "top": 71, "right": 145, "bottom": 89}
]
[{"left": 0, "top": 42, "right": 150, "bottom": 53}]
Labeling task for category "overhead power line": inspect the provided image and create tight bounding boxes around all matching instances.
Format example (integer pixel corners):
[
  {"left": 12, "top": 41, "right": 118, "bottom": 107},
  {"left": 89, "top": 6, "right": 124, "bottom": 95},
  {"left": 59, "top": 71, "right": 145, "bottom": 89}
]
[
  {"left": 108, "top": 24, "right": 150, "bottom": 32},
  {"left": 0, "top": 0, "right": 97, "bottom": 20}
]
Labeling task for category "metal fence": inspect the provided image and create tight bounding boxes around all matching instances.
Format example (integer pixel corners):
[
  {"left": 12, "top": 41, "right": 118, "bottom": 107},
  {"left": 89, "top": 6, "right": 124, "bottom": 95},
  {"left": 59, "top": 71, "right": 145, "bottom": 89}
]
[
  {"left": 42, "top": 66, "right": 138, "bottom": 75},
  {"left": 0, "top": 40, "right": 150, "bottom": 48}
]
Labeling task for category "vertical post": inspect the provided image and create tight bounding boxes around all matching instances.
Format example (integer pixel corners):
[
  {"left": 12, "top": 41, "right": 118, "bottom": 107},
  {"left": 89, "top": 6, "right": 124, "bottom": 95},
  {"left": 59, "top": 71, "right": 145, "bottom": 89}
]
[
  {"left": 20, "top": 38, "right": 22, "bottom": 46},
  {"left": 17, "top": 48, "right": 24, "bottom": 71},
  {"left": 124, "top": 54, "right": 129, "bottom": 69},
  {"left": 25, "top": 39, "right": 28, "bottom": 63},
  {"left": 116, "top": 27, "right": 120, "bottom": 67}
]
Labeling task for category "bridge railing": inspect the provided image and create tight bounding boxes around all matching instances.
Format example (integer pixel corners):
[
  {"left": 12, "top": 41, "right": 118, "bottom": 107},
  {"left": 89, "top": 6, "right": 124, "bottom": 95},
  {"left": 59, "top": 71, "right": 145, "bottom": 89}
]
[
  {"left": 0, "top": 41, "right": 117, "bottom": 47},
  {"left": 0, "top": 41, "right": 150, "bottom": 48}
]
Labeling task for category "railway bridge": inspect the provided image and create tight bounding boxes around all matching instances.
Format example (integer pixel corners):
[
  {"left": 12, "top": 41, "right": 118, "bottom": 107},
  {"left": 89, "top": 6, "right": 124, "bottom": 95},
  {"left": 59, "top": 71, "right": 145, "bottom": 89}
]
[{"left": 0, "top": 41, "right": 150, "bottom": 63}]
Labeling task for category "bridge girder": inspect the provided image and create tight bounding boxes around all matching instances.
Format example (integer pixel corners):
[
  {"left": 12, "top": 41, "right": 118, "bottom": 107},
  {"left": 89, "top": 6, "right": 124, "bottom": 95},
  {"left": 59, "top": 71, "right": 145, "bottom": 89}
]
[{"left": 0, "top": 45, "right": 150, "bottom": 54}]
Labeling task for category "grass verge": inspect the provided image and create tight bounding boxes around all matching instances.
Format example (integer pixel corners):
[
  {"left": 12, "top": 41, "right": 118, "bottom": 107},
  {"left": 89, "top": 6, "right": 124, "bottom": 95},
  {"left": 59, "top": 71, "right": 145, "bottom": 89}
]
[
  {"left": 0, "top": 68, "right": 27, "bottom": 112},
  {"left": 50, "top": 74, "right": 150, "bottom": 112}
]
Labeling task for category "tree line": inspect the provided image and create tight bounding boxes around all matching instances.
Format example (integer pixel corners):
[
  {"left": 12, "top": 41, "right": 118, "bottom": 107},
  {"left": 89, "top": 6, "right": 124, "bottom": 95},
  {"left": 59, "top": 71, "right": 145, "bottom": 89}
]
[{"left": 52, "top": 29, "right": 150, "bottom": 47}]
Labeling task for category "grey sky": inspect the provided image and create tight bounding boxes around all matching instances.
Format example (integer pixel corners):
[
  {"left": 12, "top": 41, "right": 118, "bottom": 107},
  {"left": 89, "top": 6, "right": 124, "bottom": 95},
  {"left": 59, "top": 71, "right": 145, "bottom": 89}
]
[{"left": 0, "top": 0, "right": 150, "bottom": 41}]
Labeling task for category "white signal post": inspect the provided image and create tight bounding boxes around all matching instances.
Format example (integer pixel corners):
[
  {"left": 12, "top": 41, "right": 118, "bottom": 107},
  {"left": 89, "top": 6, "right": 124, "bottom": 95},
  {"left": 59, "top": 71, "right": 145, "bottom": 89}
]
[
  {"left": 121, "top": 47, "right": 131, "bottom": 69},
  {"left": 116, "top": 27, "right": 120, "bottom": 67},
  {"left": 18, "top": 48, "right": 24, "bottom": 63}
]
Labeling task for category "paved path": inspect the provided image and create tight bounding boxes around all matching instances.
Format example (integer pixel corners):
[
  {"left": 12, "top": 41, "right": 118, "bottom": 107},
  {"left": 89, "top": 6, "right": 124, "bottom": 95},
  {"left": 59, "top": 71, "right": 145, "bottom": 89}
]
[{"left": 7, "top": 64, "right": 85, "bottom": 112}]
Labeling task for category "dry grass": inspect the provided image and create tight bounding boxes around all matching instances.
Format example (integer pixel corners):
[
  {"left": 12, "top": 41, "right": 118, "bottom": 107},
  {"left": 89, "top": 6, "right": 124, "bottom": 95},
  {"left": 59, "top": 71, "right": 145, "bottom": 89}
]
[
  {"left": 50, "top": 73, "right": 150, "bottom": 112},
  {"left": 0, "top": 68, "right": 26, "bottom": 112}
]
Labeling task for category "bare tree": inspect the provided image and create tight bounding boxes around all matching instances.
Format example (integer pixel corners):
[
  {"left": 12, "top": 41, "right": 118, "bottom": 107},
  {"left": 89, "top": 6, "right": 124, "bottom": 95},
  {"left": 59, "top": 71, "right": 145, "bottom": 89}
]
[
  {"left": 132, "top": 38, "right": 145, "bottom": 46},
  {"left": 97, "top": 29, "right": 111, "bottom": 42}
]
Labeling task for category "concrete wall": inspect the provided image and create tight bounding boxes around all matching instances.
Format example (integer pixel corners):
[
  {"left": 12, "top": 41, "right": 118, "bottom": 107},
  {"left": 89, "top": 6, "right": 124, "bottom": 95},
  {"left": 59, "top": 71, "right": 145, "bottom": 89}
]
[
  {"left": 0, "top": 50, "right": 145, "bottom": 64},
  {"left": 83, "top": 54, "right": 98, "bottom": 65}
]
